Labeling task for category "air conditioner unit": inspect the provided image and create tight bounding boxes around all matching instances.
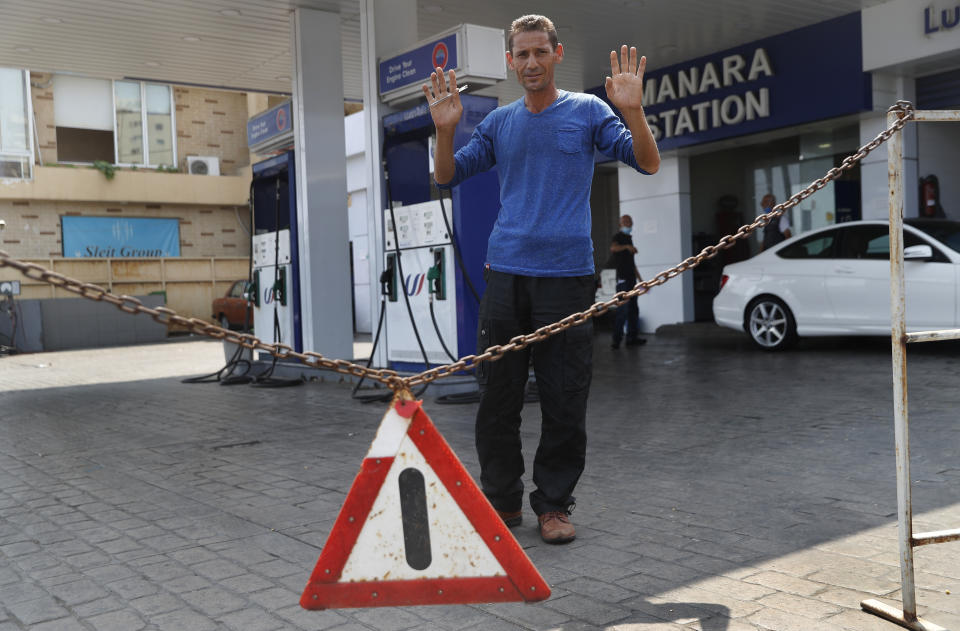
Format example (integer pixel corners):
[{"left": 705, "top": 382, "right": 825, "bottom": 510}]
[
  {"left": 0, "top": 158, "right": 25, "bottom": 179},
  {"left": 187, "top": 156, "right": 220, "bottom": 176}
]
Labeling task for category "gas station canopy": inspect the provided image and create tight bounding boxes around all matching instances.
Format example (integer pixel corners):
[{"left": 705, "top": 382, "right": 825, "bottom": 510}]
[{"left": 0, "top": 0, "right": 883, "bottom": 101}]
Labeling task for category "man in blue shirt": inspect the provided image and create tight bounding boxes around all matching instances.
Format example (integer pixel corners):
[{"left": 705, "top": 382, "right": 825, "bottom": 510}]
[{"left": 423, "top": 14, "right": 659, "bottom": 544}]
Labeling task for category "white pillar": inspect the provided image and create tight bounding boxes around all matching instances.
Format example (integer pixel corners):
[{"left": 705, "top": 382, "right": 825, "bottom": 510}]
[
  {"left": 619, "top": 154, "right": 694, "bottom": 332},
  {"left": 360, "top": 0, "right": 417, "bottom": 366},
  {"left": 861, "top": 73, "right": 918, "bottom": 220},
  {"left": 291, "top": 8, "right": 352, "bottom": 359}
]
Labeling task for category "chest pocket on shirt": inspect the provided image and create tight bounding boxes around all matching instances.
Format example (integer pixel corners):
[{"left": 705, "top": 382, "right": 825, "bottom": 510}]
[{"left": 557, "top": 128, "right": 585, "bottom": 154}]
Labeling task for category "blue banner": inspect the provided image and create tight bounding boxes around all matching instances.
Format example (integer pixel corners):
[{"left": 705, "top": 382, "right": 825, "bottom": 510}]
[
  {"left": 247, "top": 101, "right": 292, "bottom": 148},
  {"left": 62, "top": 216, "right": 181, "bottom": 258},
  {"left": 588, "top": 13, "right": 870, "bottom": 151},
  {"left": 380, "top": 33, "right": 458, "bottom": 96}
]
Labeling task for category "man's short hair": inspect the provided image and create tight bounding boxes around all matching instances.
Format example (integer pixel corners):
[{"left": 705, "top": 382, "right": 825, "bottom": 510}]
[{"left": 508, "top": 15, "right": 558, "bottom": 53}]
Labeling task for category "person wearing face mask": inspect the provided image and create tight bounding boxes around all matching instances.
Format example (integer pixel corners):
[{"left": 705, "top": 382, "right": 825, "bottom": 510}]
[
  {"left": 423, "top": 14, "right": 660, "bottom": 544},
  {"left": 760, "top": 193, "right": 792, "bottom": 251},
  {"left": 609, "top": 214, "right": 645, "bottom": 350}
]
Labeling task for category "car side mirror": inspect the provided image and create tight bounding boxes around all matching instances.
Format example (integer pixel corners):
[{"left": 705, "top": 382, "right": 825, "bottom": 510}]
[{"left": 903, "top": 244, "right": 933, "bottom": 261}]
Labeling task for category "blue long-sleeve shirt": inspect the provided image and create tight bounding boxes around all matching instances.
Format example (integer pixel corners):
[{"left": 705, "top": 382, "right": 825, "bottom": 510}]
[{"left": 442, "top": 90, "right": 649, "bottom": 277}]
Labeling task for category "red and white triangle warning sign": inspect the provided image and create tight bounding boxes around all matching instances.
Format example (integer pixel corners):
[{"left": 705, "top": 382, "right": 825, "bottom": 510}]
[{"left": 300, "top": 398, "right": 550, "bottom": 609}]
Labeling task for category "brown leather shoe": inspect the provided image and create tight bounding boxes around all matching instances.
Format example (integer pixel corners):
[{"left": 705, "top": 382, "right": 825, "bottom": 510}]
[
  {"left": 496, "top": 509, "right": 522, "bottom": 527},
  {"left": 538, "top": 511, "right": 576, "bottom": 544}
]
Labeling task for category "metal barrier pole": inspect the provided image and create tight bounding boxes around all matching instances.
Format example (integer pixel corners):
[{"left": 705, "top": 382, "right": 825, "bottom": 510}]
[
  {"left": 860, "top": 110, "right": 947, "bottom": 631},
  {"left": 887, "top": 111, "right": 917, "bottom": 621}
]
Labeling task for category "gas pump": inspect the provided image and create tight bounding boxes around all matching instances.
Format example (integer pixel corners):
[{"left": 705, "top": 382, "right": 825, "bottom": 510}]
[
  {"left": 247, "top": 101, "right": 303, "bottom": 352},
  {"left": 250, "top": 150, "right": 301, "bottom": 352},
  {"left": 381, "top": 94, "right": 500, "bottom": 372}
]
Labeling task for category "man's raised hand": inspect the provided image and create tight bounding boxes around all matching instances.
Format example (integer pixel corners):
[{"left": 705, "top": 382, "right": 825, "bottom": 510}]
[
  {"left": 422, "top": 68, "right": 463, "bottom": 131},
  {"left": 605, "top": 45, "right": 646, "bottom": 113}
]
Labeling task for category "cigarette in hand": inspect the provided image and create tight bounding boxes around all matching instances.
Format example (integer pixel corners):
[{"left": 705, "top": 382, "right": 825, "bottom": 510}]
[{"left": 431, "top": 85, "right": 468, "bottom": 107}]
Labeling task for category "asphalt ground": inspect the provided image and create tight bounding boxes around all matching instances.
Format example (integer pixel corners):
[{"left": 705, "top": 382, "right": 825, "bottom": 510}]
[{"left": 0, "top": 324, "right": 958, "bottom": 630}]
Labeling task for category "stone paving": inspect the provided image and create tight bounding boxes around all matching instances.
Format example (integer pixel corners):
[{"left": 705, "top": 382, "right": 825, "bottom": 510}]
[{"left": 0, "top": 327, "right": 959, "bottom": 630}]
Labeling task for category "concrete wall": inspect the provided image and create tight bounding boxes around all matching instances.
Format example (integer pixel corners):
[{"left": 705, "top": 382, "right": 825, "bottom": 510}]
[
  {"left": 618, "top": 155, "right": 694, "bottom": 332},
  {"left": 174, "top": 86, "right": 251, "bottom": 175},
  {"left": 0, "top": 256, "right": 248, "bottom": 326},
  {"left": 0, "top": 198, "right": 250, "bottom": 259},
  {"left": 0, "top": 294, "right": 166, "bottom": 353},
  {"left": 41, "top": 294, "right": 168, "bottom": 350},
  {"left": 860, "top": 73, "right": 918, "bottom": 220}
]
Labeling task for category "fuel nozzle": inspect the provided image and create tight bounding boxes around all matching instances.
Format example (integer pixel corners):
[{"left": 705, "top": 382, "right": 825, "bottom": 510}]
[
  {"left": 381, "top": 253, "right": 397, "bottom": 302},
  {"left": 428, "top": 248, "right": 445, "bottom": 300}
]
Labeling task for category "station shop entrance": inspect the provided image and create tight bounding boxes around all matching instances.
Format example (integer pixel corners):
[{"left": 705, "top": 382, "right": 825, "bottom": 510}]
[{"left": 688, "top": 123, "right": 863, "bottom": 322}]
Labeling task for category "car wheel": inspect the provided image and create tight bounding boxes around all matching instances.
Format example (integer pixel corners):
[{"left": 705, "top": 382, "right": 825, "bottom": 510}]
[
  {"left": 745, "top": 296, "right": 797, "bottom": 351},
  {"left": 219, "top": 314, "right": 232, "bottom": 330}
]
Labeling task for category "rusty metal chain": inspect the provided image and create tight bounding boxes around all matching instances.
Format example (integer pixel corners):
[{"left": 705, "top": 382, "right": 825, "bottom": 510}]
[
  {"left": 403, "top": 100, "right": 917, "bottom": 387},
  {"left": 0, "top": 101, "right": 916, "bottom": 393},
  {"left": 0, "top": 255, "right": 406, "bottom": 389}
]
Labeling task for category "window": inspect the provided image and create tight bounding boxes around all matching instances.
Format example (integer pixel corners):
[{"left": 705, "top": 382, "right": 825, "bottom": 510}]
[
  {"left": 115, "top": 81, "right": 174, "bottom": 167},
  {"left": 228, "top": 281, "right": 247, "bottom": 298},
  {"left": 52, "top": 75, "right": 175, "bottom": 167},
  {"left": 907, "top": 219, "right": 960, "bottom": 255},
  {"left": 53, "top": 75, "right": 115, "bottom": 163},
  {"left": 115, "top": 81, "right": 143, "bottom": 164},
  {"left": 834, "top": 225, "right": 945, "bottom": 261},
  {"left": 0, "top": 68, "right": 34, "bottom": 179},
  {"left": 778, "top": 230, "right": 838, "bottom": 259}
]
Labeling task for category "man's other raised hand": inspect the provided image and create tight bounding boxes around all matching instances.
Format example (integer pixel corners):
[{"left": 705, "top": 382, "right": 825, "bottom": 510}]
[{"left": 605, "top": 45, "right": 647, "bottom": 114}]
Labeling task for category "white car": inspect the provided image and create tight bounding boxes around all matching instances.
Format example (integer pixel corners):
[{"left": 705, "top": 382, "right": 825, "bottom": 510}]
[{"left": 713, "top": 219, "right": 960, "bottom": 350}]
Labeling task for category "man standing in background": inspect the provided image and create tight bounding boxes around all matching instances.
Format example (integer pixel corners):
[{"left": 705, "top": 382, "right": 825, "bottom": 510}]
[
  {"left": 760, "top": 194, "right": 791, "bottom": 251},
  {"left": 609, "top": 214, "right": 645, "bottom": 349}
]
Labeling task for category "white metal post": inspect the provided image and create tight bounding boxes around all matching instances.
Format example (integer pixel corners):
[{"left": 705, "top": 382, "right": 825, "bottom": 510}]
[
  {"left": 886, "top": 111, "right": 917, "bottom": 621},
  {"left": 860, "top": 107, "right": 956, "bottom": 631}
]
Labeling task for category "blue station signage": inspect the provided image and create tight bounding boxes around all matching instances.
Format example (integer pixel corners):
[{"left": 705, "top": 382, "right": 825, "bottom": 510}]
[
  {"left": 379, "top": 33, "right": 459, "bottom": 98},
  {"left": 924, "top": 4, "right": 960, "bottom": 35},
  {"left": 247, "top": 101, "right": 293, "bottom": 150},
  {"left": 590, "top": 12, "right": 871, "bottom": 151}
]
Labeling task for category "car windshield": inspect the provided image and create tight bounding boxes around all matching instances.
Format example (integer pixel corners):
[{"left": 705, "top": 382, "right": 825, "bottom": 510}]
[{"left": 907, "top": 219, "right": 960, "bottom": 254}]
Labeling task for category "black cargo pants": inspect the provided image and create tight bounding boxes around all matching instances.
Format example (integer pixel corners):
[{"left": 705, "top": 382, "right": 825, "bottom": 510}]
[{"left": 475, "top": 269, "right": 595, "bottom": 516}]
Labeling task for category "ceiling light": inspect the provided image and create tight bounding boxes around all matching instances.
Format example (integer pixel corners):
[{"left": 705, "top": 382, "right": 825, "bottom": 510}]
[
  {"left": 219, "top": 9, "right": 241, "bottom": 16},
  {"left": 818, "top": 142, "right": 832, "bottom": 149},
  {"left": 41, "top": 17, "right": 62, "bottom": 24},
  {"left": 183, "top": 36, "right": 200, "bottom": 42},
  {"left": 145, "top": 61, "right": 161, "bottom": 67}
]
